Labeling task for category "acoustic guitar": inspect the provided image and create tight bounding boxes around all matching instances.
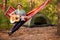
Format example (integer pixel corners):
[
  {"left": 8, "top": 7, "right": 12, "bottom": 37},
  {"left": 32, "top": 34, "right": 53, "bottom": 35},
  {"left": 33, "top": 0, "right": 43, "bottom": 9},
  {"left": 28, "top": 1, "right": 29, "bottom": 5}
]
[{"left": 10, "top": 13, "right": 20, "bottom": 23}]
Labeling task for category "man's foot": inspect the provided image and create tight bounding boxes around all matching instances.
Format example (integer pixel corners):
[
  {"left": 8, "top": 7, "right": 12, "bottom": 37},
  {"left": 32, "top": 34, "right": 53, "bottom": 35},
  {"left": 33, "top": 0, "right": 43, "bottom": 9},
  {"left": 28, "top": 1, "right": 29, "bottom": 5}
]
[{"left": 8, "top": 31, "right": 12, "bottom": 36}]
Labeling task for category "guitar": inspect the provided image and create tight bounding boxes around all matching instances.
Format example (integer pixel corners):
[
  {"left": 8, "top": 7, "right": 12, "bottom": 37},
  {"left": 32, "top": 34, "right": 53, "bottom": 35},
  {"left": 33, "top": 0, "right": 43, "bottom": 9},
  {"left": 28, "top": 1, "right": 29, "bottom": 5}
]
[{"left": 10, "top": 13, "right": 20, "bottom": 23}]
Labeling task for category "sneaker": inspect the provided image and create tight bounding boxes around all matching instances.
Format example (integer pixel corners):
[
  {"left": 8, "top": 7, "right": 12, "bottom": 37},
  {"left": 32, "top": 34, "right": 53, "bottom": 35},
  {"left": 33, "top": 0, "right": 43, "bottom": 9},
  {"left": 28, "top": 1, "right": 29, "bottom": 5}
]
[{"left": 8, "top": 31, "right": 12, "bottom": 36}]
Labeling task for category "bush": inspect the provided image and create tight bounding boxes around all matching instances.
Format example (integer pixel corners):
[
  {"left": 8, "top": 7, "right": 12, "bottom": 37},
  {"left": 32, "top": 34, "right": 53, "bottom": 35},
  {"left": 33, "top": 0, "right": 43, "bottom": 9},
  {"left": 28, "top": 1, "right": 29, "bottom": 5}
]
[{"left": 0, "top": 9, "right": 12, "bottom": 30}]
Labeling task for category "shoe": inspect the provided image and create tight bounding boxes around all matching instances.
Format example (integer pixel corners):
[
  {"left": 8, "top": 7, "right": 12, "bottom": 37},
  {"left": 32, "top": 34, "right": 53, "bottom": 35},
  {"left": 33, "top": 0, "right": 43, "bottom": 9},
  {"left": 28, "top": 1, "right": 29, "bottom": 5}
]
[{"left": 8, "top": 31, "right": 12, "bottom": 36}]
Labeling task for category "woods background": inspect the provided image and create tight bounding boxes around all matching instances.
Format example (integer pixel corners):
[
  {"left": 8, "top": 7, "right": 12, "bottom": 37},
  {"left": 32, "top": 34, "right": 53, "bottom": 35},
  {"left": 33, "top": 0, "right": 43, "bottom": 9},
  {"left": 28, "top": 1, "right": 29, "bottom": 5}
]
[{"left": 0, "top": 0, "right": 57, "bottom": 30}]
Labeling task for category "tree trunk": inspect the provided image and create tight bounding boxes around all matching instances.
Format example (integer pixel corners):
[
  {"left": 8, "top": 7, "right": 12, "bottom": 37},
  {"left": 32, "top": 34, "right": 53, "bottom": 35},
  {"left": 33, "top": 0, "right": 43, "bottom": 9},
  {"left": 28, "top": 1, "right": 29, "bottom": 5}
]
[
  {"left": 57, "top": 0, "right": 60, "bottom": 35},
  {"left": 30, "top": 0, "right": 35, "bottom": 10},
  {"left": 3, "top": 0, "right": 7, "bottom": 12}
]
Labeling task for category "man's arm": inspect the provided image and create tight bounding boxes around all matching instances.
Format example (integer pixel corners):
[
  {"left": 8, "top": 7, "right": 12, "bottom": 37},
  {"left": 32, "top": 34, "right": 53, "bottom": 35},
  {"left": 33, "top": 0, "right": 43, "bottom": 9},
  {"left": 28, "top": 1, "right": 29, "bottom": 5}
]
[{"left": 9, "top": 10, "right": 16, "bottom": 16}]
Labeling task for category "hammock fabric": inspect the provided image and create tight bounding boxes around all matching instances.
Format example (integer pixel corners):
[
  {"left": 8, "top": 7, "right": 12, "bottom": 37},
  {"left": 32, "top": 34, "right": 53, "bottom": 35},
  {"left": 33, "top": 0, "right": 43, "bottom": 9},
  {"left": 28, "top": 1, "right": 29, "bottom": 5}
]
[{"left": 5, "top": 0, "right": 51, "bottom": 21}]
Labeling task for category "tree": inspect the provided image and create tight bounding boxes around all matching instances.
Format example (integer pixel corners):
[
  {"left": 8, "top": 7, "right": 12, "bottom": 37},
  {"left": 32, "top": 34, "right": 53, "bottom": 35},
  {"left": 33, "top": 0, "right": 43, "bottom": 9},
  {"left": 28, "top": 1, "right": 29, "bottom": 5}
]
[
  {"left": 57, "top": 0, "right": 60, "bottom": 35},
  {"left": 3, "top": 0, "right": 7, "bottom": 12},
  {"left": 30, "top": 0, "right": 35, "bottom": 10}
]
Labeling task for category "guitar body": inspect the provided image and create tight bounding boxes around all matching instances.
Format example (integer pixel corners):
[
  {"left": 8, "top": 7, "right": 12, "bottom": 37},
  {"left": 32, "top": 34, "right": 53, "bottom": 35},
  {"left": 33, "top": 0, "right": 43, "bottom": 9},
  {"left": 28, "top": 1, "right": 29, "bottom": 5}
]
[{"left": 10, "top": 14, "right": 20, "bottom": 23}]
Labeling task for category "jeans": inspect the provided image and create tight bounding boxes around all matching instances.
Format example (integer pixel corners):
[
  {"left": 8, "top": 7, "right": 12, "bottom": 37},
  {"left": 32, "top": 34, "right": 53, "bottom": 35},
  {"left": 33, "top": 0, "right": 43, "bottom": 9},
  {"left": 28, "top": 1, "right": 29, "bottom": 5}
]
[{"left": 11, "top": 20, "right": 26, "bottom": 34}]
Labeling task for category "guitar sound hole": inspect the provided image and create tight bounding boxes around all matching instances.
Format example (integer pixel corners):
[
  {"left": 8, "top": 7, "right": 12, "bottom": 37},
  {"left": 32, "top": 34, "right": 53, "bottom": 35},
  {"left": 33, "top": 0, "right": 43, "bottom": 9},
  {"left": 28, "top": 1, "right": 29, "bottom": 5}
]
[{"left": 16, "top": 17, "right": 18, "bottom": 20}]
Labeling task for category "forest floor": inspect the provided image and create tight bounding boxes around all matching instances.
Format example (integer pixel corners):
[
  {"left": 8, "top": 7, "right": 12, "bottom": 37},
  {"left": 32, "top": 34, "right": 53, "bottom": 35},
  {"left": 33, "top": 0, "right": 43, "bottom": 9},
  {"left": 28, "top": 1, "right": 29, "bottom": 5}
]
[{"left": 0, "top": 26, "right": 60, "bottom": 40}]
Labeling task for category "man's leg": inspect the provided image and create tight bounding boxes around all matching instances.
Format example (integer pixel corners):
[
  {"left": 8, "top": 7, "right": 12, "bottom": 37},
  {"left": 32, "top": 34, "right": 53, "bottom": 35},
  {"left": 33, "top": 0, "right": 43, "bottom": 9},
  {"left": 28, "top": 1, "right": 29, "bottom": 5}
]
[{"left": 8, "top": 21, "right": 25, "bottom": 35}]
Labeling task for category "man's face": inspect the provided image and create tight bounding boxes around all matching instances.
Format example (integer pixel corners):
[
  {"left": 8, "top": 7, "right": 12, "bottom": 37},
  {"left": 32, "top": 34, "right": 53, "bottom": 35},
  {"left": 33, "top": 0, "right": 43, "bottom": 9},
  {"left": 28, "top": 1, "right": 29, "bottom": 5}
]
[{"left": 17, "top": 5, "right": 22, "bottom": 9}]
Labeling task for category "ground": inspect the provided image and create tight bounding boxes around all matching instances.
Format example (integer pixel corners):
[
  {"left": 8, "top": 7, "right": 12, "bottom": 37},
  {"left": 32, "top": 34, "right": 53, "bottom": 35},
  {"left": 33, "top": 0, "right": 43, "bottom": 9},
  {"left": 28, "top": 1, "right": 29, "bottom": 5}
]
[{"left": 0, "top": 26, "right": 60, "bottom": 40}]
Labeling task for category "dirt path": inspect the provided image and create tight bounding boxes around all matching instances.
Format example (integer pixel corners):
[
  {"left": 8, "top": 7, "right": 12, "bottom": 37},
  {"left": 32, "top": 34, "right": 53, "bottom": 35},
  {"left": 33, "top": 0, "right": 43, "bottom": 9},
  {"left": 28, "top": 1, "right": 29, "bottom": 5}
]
[{"left": 0, "top": 26, "right": 60, "bottom": 40}]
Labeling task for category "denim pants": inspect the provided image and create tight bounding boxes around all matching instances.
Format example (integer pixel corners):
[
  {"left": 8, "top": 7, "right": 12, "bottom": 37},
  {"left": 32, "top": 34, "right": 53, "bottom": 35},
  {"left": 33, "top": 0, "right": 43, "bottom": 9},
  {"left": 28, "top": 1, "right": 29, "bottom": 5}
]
[{"left": 11, "top": 20, "right": 26, "bottom": 34}]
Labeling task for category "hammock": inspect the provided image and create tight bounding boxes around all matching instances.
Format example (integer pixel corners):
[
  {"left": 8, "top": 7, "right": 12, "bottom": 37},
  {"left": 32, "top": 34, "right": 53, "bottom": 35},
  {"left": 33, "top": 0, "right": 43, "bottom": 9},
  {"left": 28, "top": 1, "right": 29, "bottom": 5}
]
[{"left": 5, "top": 0, "right": 51, "bottom": 21}]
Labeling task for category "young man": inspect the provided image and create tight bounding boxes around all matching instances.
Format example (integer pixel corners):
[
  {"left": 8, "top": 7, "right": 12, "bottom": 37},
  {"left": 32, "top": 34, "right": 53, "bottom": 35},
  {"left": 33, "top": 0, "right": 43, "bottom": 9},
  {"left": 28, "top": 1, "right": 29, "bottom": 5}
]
[{"left": 8, "top": 3, "right": 26, "bottom": 36}]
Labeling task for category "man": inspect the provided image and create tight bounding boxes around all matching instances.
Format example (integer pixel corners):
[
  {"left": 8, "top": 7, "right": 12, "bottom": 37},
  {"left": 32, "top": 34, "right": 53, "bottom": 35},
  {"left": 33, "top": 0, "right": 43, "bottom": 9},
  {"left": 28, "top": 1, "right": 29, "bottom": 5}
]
[{"left": 8, "top": 3, "right": 26, "bottom": 36}]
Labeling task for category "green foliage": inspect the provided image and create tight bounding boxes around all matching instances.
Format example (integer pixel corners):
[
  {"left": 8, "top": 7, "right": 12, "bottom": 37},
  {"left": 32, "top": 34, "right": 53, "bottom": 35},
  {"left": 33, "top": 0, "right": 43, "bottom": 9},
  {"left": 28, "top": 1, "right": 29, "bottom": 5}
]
[
  {"left": 0, "top": 9, "right": 12, "bottom": 30},
  {"left": 7, "top": 0, "right": 57, "bottom": 24},
  {"left": 0, "top": 0, "right": 3, "bottom": 4},
  {"left": 0, "top": 0, "right": 57, "bottom": 30},
  {"left": 7, "top": 0, "right": 31, "bottom": 12},
  {"left": 41, "top": 0, "right": 57, "bottom": 24}
]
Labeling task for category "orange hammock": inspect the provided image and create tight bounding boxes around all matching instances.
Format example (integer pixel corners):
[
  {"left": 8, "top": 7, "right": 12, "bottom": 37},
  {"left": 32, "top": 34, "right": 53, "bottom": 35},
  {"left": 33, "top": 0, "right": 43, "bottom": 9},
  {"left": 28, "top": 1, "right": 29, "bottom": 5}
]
[{"left": 5, "top": 0, "right": 51, "bottom": 21}]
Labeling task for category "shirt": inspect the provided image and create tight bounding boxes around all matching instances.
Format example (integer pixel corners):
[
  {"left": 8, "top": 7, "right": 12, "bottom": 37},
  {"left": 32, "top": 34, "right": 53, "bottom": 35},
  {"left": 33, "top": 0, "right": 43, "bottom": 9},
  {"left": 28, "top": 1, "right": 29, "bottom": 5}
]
[{"left": 14, "top": 9, "right": 26, "bottom": 16}]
